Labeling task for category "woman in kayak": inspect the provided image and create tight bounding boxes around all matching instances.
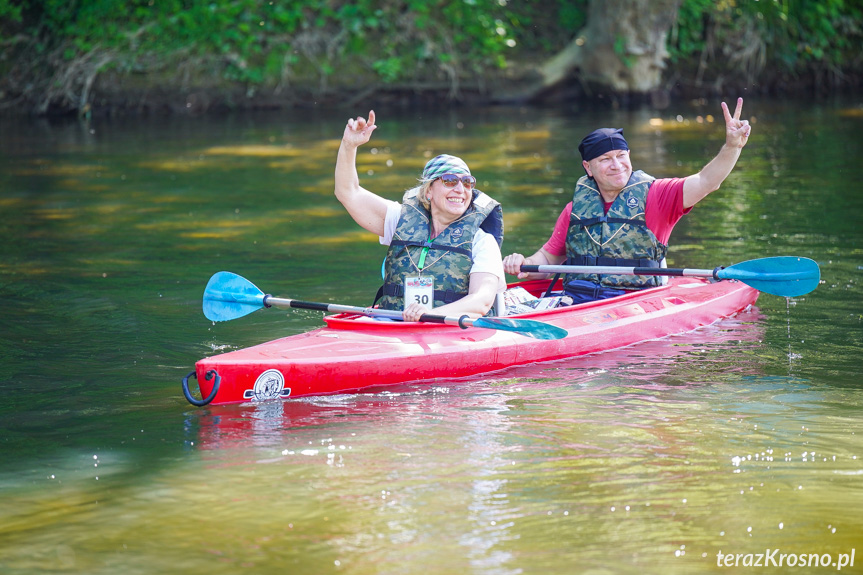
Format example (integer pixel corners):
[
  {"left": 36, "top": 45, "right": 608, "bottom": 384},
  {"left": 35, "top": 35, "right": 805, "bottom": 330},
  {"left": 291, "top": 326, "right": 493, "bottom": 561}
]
[{"left": 335, "top": 110, "right": 506, "bottom": 322}]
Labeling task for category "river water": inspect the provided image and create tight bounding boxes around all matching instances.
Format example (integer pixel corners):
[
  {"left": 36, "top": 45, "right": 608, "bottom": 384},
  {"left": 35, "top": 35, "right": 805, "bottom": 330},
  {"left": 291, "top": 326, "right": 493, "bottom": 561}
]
[{"left": 1, "top": 97, "right": 861, "bottom": 574}]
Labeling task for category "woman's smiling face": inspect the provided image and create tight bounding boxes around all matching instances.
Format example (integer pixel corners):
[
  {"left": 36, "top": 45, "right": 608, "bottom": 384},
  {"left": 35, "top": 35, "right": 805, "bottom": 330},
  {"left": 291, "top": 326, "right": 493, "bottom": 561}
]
[{"left": 428, "top": 176, "right": 472, "bottom": 220}]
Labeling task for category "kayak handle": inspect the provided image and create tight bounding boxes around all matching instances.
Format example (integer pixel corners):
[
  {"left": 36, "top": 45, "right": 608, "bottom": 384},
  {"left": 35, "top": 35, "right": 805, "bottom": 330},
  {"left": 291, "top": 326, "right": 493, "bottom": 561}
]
[{"left": 182, "top": 369, "right": 221, "bottom": 406}]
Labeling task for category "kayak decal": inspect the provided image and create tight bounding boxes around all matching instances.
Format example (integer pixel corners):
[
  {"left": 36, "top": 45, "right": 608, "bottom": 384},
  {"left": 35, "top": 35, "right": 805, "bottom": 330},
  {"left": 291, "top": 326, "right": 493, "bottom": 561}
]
[
  {"left": 243, "top": 369, "right": 291, "bottom": 401},
  {"left": 581, "top": 311, "right": 618, "bottom": 325}
]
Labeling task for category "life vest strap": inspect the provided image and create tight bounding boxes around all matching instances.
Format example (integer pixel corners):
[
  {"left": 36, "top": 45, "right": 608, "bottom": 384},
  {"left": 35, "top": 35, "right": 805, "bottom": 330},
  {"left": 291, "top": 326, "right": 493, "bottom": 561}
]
[
  {"left": 572, "top": 216, "right": 649, "bottom": 228},
  {"left": 390, "top": 239, "right": 472, "bottom": 258}
]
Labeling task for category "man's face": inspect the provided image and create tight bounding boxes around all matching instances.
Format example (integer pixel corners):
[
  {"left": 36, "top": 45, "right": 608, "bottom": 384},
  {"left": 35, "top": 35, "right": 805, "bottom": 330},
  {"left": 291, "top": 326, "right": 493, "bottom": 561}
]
[{"left": 584, "top": 149, "right": 632, "bottom": 195}]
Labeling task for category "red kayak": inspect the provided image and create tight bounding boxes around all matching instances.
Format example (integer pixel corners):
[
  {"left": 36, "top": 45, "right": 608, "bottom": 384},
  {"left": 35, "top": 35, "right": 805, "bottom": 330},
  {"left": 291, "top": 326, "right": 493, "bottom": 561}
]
[{"left": 184, "top": 277, "right": 759, "bottom": 406}]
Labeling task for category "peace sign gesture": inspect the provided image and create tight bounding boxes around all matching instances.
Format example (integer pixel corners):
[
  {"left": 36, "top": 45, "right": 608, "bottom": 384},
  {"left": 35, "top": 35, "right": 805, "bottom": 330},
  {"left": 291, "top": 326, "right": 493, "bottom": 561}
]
[
  {"left": 721, "top": 97, "right": 751, "bottom": 149},
  {"left": 342, "top": 110, "right": 377, "bottom": 149}
]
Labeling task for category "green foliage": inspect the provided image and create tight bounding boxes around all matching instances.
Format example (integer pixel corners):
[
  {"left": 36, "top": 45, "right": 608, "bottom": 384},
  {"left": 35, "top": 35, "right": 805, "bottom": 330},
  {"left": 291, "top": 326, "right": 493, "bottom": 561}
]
[
  {"left": 372, "top": 57, "right": 403, "bottom": 84},
  {"left": 0, "top": 0, "right": 24, "bottom": 23},
  {"left": 4, "top": 0, "right": 592, "bottom": 91},
  {"left": 4, "top": 0, "right": 863, "bottom": 114},
  {"left": 613, "top": 35, "right": 634, "bottom": 69},
  {"left": 498, "top": 0, "right": 588, "bottom": 54},
  {"left": 669, "top": 0, "right": 863, "bottom": 82},
  {"left": 9, "top": 0, "right": 525, "bottom": 88}
]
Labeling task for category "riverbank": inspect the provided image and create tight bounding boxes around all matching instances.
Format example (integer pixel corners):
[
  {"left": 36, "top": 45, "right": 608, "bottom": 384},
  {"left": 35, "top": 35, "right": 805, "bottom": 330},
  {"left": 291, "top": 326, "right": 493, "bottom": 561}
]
[
  {"left": 4, "top": 0, "right": 861, "bottom": 118},
  {"left": 5, "top": 66, "right": 857, "bottom": 120}
]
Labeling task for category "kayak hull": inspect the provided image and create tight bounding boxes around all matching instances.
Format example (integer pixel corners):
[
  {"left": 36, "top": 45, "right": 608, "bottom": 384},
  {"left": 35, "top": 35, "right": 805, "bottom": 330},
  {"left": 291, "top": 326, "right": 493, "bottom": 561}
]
[{"left": 190, "top": 277, "right": 758, "bottom": 405}]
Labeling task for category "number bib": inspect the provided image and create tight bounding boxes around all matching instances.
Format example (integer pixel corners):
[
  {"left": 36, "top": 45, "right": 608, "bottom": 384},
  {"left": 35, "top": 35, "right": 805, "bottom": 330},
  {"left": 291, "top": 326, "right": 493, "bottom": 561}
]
[{"left": 404, "top": 276, "right": 433, "bottom": 309}]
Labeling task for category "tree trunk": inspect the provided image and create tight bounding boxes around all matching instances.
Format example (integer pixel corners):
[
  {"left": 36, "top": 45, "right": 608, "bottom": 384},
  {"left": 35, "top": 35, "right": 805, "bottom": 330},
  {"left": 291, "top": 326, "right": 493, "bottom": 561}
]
[{"left": 499, "top": 0, "right": 682, "bottom": 102}]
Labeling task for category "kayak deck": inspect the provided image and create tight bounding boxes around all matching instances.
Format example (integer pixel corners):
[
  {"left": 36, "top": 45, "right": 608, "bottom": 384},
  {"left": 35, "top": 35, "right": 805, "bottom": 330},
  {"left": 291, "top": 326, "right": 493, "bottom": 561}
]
[{"left": 189, "top": 277, "right": 758, "bottom": 405}]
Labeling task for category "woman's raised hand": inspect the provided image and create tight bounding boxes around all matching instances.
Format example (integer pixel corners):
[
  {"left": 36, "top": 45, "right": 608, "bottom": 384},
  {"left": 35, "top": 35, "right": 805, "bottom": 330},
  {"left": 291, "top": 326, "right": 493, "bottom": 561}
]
[{"left": 342, "top": 110, "right": 377, "bottom": 148}]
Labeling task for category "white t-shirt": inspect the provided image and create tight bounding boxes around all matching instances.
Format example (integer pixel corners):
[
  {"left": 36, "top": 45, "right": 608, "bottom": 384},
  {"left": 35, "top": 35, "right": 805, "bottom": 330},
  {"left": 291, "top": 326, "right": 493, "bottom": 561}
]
[{"left": 380, "top": 200, "right": 506, "bottom": 292}]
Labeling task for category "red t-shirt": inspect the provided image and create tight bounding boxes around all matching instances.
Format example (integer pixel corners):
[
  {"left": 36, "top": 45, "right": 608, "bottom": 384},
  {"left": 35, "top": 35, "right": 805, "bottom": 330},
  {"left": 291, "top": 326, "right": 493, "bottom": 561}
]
[{"left": 542, "top": 177, "right": 690, "bottom": 257}]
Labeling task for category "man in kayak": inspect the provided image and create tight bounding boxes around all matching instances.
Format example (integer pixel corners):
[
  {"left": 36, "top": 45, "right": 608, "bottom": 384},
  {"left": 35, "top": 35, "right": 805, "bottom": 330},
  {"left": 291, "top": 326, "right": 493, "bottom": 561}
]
[
  {"left": 335, "top": 110, "right": 506, "bottom": 322},
  {"left": 502, "top": 97, "right": 752, "bottom": 303}
]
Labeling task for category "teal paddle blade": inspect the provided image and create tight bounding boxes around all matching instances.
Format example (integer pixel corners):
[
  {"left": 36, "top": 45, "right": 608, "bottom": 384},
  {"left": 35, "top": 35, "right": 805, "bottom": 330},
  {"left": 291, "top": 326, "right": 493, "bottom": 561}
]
[
  {"left": 717, "top": 256, "right": 821, "bottom": 297},
  {"left": 203, "top": 271, "right": 267, "bottom": 321},
  {"left": 473, "top": 317, "right": 568, "bottom": 340}
]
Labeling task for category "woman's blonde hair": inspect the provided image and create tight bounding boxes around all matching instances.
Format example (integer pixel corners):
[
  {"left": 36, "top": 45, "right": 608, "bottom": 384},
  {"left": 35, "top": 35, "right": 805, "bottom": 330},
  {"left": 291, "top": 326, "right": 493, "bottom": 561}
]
[{"left": 416, "top": 180, "right": 434, "bottom": 211}]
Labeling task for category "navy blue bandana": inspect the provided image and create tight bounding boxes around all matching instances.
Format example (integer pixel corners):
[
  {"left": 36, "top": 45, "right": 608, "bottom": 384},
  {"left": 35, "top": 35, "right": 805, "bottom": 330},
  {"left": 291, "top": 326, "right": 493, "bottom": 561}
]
[{"left": 578, "top": 128, "right": 629, "bottom": 162}]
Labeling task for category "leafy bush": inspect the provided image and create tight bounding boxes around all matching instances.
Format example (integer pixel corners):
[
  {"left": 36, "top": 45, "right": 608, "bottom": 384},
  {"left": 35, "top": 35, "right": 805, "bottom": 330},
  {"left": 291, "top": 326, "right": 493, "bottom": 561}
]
[
  {"left": 3, "top": 0, "right": 521, "bottom": 88},
  {"left": 2, "top": 0, "right": 862, "bottom": 114},
  {"left": 668, "top": 0, "right": 863, "bottom": 87}
]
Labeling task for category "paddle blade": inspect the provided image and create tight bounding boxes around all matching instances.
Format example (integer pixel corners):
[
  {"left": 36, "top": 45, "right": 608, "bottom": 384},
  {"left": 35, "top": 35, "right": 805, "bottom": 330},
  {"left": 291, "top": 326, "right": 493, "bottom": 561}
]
[
  {"left": 717, "top": 256, "right": 821, "bottom": 297},
  {"left": 473, "top": 317, "right": 568, "bottom": 340},
  {"left": 203, "top": 271, "right": 267, "bottom": 321}
]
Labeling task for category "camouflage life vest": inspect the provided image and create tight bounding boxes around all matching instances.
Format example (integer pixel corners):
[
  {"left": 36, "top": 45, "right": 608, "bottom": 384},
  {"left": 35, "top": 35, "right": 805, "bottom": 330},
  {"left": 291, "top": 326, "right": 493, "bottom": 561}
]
[
  {"left": 378, "top": 187, "right": 503, "bottom": 310},
  {"left": 565, "top": 170, "right": 668, "bottom": 288}
]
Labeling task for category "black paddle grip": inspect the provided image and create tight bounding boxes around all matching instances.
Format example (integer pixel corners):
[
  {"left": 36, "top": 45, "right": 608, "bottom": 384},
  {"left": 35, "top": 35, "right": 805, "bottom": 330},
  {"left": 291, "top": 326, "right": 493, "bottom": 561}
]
[{"left": 287, "top": 299, "right": 334, "bottom": 313}]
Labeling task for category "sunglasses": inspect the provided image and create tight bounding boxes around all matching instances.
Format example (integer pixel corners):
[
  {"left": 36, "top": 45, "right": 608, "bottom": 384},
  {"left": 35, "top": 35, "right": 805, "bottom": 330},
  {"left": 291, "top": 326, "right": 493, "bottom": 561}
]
[{"left": 438, "top": 173, "right": 477, "bottom": 190}]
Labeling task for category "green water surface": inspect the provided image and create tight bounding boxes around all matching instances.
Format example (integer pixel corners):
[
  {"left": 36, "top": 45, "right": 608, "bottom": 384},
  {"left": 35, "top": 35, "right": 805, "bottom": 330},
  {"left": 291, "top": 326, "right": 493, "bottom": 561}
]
[{"left": 1, "top": 98, "right": 861, "bottom": 574}]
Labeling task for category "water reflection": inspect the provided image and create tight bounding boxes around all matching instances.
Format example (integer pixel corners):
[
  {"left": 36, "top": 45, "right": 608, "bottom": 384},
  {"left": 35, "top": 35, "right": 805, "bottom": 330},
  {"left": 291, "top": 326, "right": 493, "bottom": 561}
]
[{"left": 1, "top": 100, "right": 862, "bottom": 573}]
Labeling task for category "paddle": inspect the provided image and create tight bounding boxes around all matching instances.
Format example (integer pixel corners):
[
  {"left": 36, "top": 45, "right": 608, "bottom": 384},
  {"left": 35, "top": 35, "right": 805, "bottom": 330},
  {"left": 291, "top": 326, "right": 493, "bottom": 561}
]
[
  {"left": 202, "top": 271, "right": 568, "bottom": 340},
  {"left": 520, "top": 256, "right": 820, "bottom": 297}
]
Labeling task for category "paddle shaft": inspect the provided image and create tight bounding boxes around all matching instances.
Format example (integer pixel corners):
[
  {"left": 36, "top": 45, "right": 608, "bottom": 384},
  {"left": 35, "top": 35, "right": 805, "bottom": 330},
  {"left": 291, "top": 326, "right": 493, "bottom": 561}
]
[
  {"left": 520, "top": 264, "right": 719, "bottom": 279},
  {"left": 263, "top": 296, "right": 475, "bottom": 328}
]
